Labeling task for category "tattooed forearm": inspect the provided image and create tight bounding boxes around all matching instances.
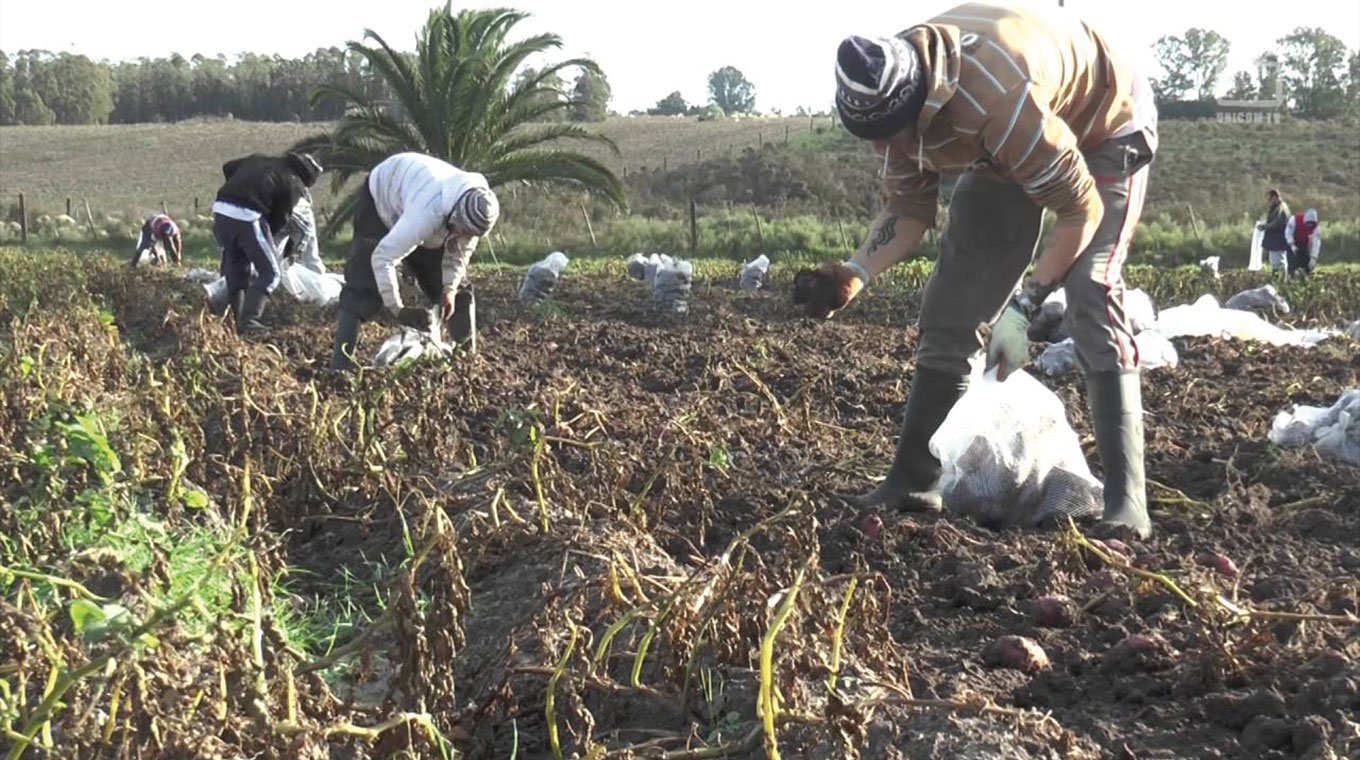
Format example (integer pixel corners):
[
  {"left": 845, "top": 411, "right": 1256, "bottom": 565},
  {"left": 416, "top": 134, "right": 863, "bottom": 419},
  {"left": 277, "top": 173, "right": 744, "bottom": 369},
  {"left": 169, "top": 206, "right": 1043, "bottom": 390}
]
[{"left": 865, "top": 215, "right": 899, "bottom": 258}]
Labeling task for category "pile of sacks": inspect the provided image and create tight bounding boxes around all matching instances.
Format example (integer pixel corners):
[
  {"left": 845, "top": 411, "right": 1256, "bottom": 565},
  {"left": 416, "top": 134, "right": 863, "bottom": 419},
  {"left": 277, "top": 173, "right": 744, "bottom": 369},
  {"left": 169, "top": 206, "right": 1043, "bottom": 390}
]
[
  {"left": 739, "top": 254, "right": 770, "bottom": 291},
  {"left": 1269, "top": 389, "right": 1360, "bottom": 466},
  {"left": 627, "top": 253, "right": 674, "bottom": 283},
  {"left": 1036, "top": 288, "right": 1177, "bottom": 376},
  {"left": 519, "top": 251, "right": 569, "bottom": 304},
  {"left": 930, "top": 368, "right": 1104, "bottom": 528},
  {"left": 627, "top": 253, "right": 692, "bottom": 312}
]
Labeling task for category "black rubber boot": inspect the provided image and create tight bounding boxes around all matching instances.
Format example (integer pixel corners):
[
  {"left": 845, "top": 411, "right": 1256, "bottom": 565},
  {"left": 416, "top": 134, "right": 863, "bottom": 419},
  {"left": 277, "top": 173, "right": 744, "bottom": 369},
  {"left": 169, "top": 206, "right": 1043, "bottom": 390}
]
[
  {"left": 847, "top": 366, "right": 970, "bottom": 512},
  {"left": 227, "top": 289, "right": 245, "bottom": 325},
  {"left": 237, "top": 290, "right": 270, "bottom": 334},
  {"left": 330, "top": 309, "right": 362, "bottom": 371},
  {"left": 447, "top": 285, "right": 476, "bottom": 352},
  {"left": 1087, "top": 370, "right": 1151, "bottom": 539}
]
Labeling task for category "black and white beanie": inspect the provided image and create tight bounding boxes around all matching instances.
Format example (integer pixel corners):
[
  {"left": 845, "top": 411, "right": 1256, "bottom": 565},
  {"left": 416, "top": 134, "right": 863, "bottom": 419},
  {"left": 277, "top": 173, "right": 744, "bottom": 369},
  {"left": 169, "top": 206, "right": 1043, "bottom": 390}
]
[
  {"left": 450, "top": 187, "right": 500, "bottom": 236},
  {"left": 835, "top": 34, "right": 927, "bottom": 141},
  {"left": 285, "top": 152, "right": 324, "bottom": 187}
]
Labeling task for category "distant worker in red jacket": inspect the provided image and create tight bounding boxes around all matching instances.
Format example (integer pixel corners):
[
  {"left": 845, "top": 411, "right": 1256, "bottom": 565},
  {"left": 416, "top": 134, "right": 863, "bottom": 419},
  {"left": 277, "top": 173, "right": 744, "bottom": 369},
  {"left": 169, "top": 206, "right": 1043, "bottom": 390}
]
[
  {"left": 1284, "top": 208, "right": 1321, "bottom": 276},
  {"left": 130, "top": 213, "right": 182, "bottom": 267}
]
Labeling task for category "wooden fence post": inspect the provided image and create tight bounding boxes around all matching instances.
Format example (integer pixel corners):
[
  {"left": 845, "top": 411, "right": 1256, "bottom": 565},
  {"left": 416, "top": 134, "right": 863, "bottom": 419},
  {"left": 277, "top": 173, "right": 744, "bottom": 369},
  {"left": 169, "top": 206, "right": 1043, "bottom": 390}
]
[
  {"left": 66, "top": 197, "right": 72, "bottom": 216},
  {"left": 689, "top": 200, "right": 698, "bottom": 254},
  {"left": 751, "top": 206, "right": 765, "bottom": 246},
  {"left": 1186, "top": 202, "right": 1202, "bottom": 241},
  {"left": 83, "top": 197, "right": 98, "bottom": 239},
  {"left": 663, "top": 156, "right": 668, "bottom": 172},
  {"left": 579, "top": 202, "right": 597, "bottom": 247},
  {"left": 194, "top": 197, "right": 200, "bottom": 215},
  {"left": 19, "top": 193, "right": 27, "bottom": 244},
  {"left": 785, "top": 124, "right": 790, "bottom": 145}
]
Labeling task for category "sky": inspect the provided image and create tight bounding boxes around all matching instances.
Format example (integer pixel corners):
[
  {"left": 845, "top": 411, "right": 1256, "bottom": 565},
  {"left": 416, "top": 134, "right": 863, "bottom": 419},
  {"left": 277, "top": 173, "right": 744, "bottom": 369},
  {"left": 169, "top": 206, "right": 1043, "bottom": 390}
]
[{"left": 2, "top": 0, "right": 1358, "bottom": 113}]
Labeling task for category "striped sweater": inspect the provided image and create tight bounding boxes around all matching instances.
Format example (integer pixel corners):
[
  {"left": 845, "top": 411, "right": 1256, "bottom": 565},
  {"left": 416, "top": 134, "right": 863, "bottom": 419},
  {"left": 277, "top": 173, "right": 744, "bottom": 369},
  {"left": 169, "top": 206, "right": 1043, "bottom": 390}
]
[
  {"left": 367, "top": 153, "right": 489, "bottom": 312},
  {"left": 880, "top": 2, "right": 1156, "bottom": 229}
]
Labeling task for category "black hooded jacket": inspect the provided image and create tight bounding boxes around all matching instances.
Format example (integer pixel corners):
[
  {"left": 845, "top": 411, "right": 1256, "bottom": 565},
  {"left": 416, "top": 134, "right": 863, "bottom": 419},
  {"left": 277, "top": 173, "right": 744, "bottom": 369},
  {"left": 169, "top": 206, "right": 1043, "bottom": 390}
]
[{"left": 216, "top": 153, "right": 320, "bottom": 234}]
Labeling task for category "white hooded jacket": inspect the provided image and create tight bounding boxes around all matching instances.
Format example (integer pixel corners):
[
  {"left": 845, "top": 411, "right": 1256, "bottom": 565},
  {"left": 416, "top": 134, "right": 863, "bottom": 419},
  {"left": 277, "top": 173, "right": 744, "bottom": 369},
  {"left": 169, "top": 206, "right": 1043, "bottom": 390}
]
[{"left": 367, "top": 152, "right": 488, "bottom": 312}]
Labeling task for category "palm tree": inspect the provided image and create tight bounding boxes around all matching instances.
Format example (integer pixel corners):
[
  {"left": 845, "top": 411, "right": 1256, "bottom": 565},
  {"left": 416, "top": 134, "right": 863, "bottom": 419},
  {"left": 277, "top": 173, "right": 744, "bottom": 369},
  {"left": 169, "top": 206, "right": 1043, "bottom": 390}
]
[{"left": 296, "top": 4, "right": 626, "bottom": 235}]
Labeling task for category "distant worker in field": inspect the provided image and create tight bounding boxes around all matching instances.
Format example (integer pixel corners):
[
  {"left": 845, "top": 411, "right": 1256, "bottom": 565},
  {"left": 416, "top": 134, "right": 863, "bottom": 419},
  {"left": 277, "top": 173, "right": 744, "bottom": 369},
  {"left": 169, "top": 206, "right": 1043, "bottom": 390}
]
[
  {"left": 329, "top": 152, "right": 499, "bottom": 370},
  {"left": 1258, "top": 188, "right": 1292, "bottom": 274},
  {"left": 793, "top": 1, "right": 1158, "bottom": 538},
  {"left": 1285, "top": 207, "right": 1321, "bottom": 276},
  {"left": 212, "top": 151, "right": 323, "bottom": 333},
  {"left": 130, "top": 213, "right": 182, "bottom": 267}
]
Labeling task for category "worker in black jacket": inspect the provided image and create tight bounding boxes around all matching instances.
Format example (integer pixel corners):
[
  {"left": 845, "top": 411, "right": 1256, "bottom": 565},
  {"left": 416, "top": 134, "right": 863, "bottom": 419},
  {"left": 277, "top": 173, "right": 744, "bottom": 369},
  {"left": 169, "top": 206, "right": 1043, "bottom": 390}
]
[{"left": 211, "top": 152, "right": 322, "bottom": 332}]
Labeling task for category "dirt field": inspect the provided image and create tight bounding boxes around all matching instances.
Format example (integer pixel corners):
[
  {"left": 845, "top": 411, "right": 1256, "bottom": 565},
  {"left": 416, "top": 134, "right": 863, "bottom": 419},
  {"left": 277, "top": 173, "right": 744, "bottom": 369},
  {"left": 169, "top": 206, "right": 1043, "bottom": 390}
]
[{"left": 2, "top": 254, "right": 1358, "bottom": 759}]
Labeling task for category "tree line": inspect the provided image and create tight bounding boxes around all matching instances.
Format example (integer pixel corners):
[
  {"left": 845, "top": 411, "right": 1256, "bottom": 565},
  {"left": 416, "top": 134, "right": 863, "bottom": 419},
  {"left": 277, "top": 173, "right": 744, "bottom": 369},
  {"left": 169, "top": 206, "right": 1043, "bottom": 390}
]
[
  {"left": 0, "top": 46, "right": 614, "bottom": 126},
  {"left": 4, "top": 23, "right": 1359, "bottom": 127},
  {"left": 1154, "top": 26, "right": 1360, "bottom": 118}
]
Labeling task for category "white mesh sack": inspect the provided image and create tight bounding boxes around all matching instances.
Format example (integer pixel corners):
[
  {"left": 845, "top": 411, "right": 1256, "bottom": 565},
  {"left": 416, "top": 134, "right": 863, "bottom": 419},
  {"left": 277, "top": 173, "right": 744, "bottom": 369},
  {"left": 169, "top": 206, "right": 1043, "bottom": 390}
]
[
  {"left": 739, "top": 254, "right": 770, "bottom": 291},
  {"left": 277, "top": 261, "right": 342, "bottom": 306},
  {"left": 1224, "top": 284, "right": 1290, "bottom": 315},
  {"left": 520, "top": 251, "right": 569, "bottom": 303},
  {"left": 652, "top": 259, "right": 693, "bottom": 313},
  {"left": 1269, "top": 389, "right": 1360, "bottom": 466},
  {"left": 930, "top": 368, "right": 1103, "bottom": 529}
]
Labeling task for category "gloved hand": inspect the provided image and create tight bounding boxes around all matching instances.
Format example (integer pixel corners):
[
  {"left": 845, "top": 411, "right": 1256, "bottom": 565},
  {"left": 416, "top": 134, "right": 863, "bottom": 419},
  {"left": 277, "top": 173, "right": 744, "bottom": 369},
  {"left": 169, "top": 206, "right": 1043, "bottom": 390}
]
[
  {"left": 792, "top": 261, "right": 866, "bottom": 319},
  {"left": 987, "top": 303, "right": 1032, "bottom": 381},
  {"left": 395, "top": 306, "right": 434, "bottom": 331}
]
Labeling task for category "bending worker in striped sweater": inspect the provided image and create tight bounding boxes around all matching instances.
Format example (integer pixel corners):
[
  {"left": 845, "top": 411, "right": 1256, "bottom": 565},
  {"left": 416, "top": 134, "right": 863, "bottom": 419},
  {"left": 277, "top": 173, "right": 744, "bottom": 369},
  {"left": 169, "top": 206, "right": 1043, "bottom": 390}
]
[
  {"left": 794, "top": 2, "right": 1158, "bottom": 538},
  {"left": 330, "top": 152, "right": 499, "bottom": 370}
]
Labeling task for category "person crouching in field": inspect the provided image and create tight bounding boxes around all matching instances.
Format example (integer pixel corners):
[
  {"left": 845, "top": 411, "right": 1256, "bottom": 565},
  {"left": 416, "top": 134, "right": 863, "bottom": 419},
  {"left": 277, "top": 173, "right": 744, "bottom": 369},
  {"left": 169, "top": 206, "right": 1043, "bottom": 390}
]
[
  {"left": 330, "top": 152, "right": 499, "bottom": 371},
  {"left": 211, "top": 152, "right": 322, "bottom": 333},
  {"left": 130, "top": 213, "right": 182, "bottom": 267},
  {"left": 1285, "top": 208, "right": 1321, "bottom": 276},
  {"left": 793, "top": 1, "right": 1158, "bottom": 538},
  {"left": 1258, "top": 189, "right": 1292, "bottom": 274}
]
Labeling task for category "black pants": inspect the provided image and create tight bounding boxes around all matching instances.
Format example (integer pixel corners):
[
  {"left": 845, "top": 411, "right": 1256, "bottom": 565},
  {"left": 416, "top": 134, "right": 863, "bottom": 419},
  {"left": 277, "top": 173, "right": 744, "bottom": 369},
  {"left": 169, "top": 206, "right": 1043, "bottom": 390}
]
[
  {"left": 214, "top": 214, "right": 280, "bottom": 295},
  {"left": 1286, "top": 246, "right": 1311, "bottom": 275}
]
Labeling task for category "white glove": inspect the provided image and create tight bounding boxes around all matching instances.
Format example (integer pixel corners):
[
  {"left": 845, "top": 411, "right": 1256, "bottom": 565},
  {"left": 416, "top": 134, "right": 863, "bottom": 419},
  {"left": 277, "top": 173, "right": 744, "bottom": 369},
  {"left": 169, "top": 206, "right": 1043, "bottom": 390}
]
[{"left": 987, "top": 304, "right": 1031, "bottom": 381}]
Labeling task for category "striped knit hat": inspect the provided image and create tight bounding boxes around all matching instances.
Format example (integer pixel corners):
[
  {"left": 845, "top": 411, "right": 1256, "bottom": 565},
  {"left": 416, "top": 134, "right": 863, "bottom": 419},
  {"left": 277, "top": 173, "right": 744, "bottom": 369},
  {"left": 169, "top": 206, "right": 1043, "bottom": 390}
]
[
  {"left": 835, "top": 34, "right": 927, "bottom": 140},
  {"left": 450, "top": 186, "right": 500, "bottom": 236}
]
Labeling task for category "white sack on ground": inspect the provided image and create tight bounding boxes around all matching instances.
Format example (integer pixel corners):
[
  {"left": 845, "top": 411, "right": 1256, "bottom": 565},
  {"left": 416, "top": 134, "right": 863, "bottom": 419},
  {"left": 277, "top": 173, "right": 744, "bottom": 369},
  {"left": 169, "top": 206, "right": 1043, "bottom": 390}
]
[
  {"left": 739, "top": 254, "right": 770, "bottom": 291},
  {"left": 652, "top": 259, "right": 693, "bottom": 313},
  {"left": 184, "top": 267, "right": 219, "bottom": 284},
  {"left": 1040, "top": 335, "right": 1177, "bottom": 376},
  {"left": 627, "top": 253, "right": 673, "bottom": 283},
  {"left": 373, "top": 328, "right": 452, "bottom": 367},
  {"left": 1134, "top": 331, "right": 1180, "bottom": 370},
  {"left": 1038, "top": 339, "right": 1078, "bottom": 376},
  {"left": 1124, "top": 288, "right": 1158, "bottom": 334},
  {"left": 1224, "top": 284, "right": 1290, "bottom": 315},
  {"left": 1199, "top": 256, "right": 1221, "bottom": 279},
  {"left": 1156, "top": 295, "right": 1332, "bottom": 347},
  {"left": 1269, "top": 389, "right": 1360, "bottom": 466},
  {"left": 520, "top": 251, "right": 569, "bottom": 303},
  {"left": 1348, "top": 320, "right": 1360, "bottom": 340},
  {"left": 277, "top": 261, "right": 342, "bottom": 306},
  {"left": 929, "top": 368, "right": 1103, "bottom": 528}
]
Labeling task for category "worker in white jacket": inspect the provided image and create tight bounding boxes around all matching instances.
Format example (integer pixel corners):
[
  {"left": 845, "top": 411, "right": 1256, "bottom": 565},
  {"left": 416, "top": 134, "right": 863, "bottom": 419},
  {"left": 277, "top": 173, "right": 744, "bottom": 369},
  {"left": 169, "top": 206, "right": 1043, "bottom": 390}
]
[
  {"left": 1284, "top": 208, "right": 1321, "bottom": 276},
  {"left": 331, "top": 152, "right": 500, "bottom": 369}
]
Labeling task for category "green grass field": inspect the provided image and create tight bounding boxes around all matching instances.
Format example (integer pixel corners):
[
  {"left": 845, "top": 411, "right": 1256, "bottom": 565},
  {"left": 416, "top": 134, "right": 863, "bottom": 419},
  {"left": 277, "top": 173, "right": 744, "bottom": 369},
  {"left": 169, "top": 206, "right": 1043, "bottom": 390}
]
[{"left": 1, "top": 115, "right": 1356, "bottom": 264}]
